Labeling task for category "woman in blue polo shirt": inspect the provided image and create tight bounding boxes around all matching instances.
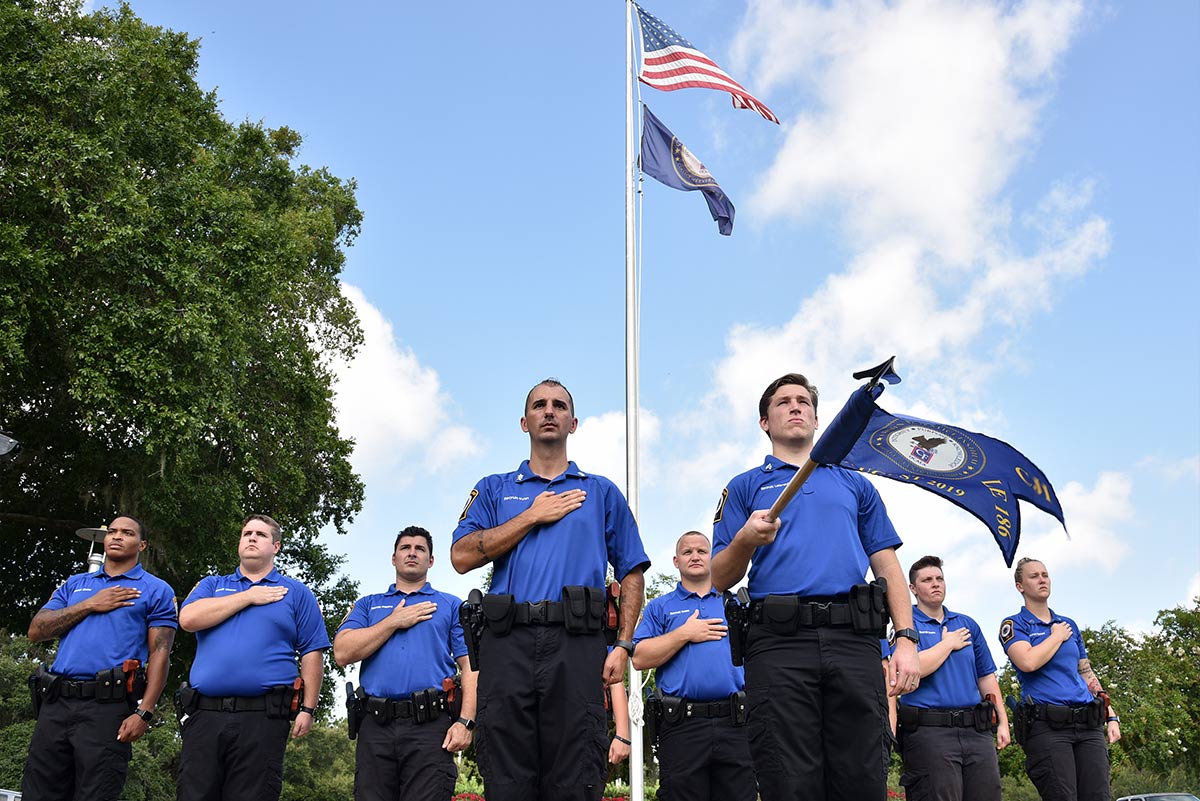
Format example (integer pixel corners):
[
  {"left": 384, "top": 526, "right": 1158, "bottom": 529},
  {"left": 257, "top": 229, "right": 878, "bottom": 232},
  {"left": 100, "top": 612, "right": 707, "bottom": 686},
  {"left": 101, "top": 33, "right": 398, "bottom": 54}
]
[{"left": 999, "top": 557, "right": 1120, "bottom": 801}]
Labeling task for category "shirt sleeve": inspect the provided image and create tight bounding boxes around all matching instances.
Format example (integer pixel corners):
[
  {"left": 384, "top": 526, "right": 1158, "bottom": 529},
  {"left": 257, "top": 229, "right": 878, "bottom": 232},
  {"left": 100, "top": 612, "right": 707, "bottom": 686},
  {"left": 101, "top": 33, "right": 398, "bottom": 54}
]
[
  {"left": 448, "top": 595, "right": 468, "bottom": 660},
  {"left": 337, "top": 596, "right": 371, "bottom": 633},
  {"left": 712, "top": 481, "right": 748, "bottom": 558},
  {"left": 42, "top": 579, "right": 72, "bottom": 611},
  {"left": 451, "top": 477, "right": 497, "bottom": 544},
  {"left": 292, "top": 582, "right": 332, "bottom": 655},
  {"left": 181, "top": 576, "right": 218, "bottom": 608},
  {"left": 970, "top": 618, "right": 996, "bottom": 676},
  {"left": 633, "top": 598, "right": 665, "bottom": 644},
  {"left": 855, "top": 474, "right": 903, "bottom": 556},
  {"left": 602, "top": 478, "right": 651, "bottom": 582},
  {"left": 999, "top": 615, "right": 1028, "bottom": 653},
  {"left": 145, "top": 579, "right": 180, "bottom": 630}
]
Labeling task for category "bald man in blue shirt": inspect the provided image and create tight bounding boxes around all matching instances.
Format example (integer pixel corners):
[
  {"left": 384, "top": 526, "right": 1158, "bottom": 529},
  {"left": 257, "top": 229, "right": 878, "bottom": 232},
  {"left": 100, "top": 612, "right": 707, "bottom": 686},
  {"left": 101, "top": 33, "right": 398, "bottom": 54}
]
[{"left": 451, "top": 379, "right": 650, "bottom": 801}]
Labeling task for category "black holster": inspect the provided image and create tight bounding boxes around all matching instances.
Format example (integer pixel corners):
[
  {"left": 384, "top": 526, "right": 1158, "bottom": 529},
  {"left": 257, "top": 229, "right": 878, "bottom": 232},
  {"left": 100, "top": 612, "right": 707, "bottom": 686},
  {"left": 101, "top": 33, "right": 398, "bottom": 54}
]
[
  {"left": 848, "top": 578, "right": 889, "bottom": 636},
  {"left": 975, "top": 697, "right": 999, "bottom": 732},
  {"left": 174, "top": 682, "right": 198, "bottom": 724},
  {"left": 346, "top": 682, "right": 365, "bottom": 740},
  {"left": 1007, "top": 696, "right": 1031, "bottom": 746},
  {"left": 644, "top": 688, "right": 662, "bottom": 746},
  {"left": 730, "top": 690, "right": 748, "bottom": 726},
  {"left": 562, "top": 585, "right": 605, "bottom": 635},
  {"left": 265, "top": 683, "right": 295, "bottom": 720},
  {"left": 724, "top": 589, "right": 750, "bottom": 666},
  {"left": 28, "top": 665, "right": 58, "bottom": 719},
  {"left": 482, "top": 593, "right": 516, "bottom": 637},
  {"left": 461, "top": 588, "right": 485, "bottom": 670}
]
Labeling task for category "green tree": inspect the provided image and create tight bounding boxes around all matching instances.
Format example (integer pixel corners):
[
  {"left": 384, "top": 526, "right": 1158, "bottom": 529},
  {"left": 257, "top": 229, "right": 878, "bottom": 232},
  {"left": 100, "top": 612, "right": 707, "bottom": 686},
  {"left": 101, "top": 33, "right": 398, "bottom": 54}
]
[{"left": 0, "top": 0, "right": 363, "bottom": 696}]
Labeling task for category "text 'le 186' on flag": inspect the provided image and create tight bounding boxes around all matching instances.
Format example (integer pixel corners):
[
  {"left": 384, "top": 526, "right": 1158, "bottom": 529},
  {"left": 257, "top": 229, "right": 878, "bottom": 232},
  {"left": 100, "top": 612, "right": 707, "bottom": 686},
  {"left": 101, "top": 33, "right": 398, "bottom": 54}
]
[
  {"left": 634, "top": 3, "right": 779, "bottom": 124},
  {"left": 810, "top": 359, "right": 1067, "bottom": 567},
  {"left": 640, "top": 105, "right": 735, "bottom": 235}
]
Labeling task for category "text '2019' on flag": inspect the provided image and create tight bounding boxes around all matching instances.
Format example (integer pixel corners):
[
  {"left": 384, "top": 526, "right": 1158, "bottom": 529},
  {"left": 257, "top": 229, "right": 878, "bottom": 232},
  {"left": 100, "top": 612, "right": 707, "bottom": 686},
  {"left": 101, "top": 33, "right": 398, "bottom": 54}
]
[
  {"left": 640, "top": 105, "right": 735, "bottom": 235},
  {"left": 634, "top": 4, "right": 779, "bottom": 124},
  {"left": 774, "top": 358, "right": 1067, "bottom": 566}
]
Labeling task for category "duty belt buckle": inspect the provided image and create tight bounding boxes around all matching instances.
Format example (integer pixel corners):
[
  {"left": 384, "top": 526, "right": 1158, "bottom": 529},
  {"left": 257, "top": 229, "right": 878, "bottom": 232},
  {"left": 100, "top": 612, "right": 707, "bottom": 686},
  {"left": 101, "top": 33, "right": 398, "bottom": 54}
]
[
  {"left": 528, "top": 600, "right": 551, "bottom": 624},
  {"left": 221, "top": 697, "right": 236, "bottom": 713},
  {"left": 812, "top": 601, "right": 832, "bottom": 627},
  {"left": 949, "top": 709, "right": 965, "bottom": 727}
]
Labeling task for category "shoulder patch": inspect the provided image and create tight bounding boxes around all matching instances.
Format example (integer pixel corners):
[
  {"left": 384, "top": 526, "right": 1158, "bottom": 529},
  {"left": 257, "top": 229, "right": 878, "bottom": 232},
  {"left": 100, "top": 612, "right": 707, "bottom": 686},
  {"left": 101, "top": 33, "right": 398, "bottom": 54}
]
[
  {"left": 187, "top": 580, "right": 201, "bottom": 598},
  {"left": 340, "top": 603, "right": 355, "bottom": 627},
  {"left": 459, "top": 488, "right": 479, "bottom": 523},
  {"left": 172, "top": 597, "right": 179, "bottom": 616},
  {"left": 713, "top": 488, "right": 729, "bottom": 524},
  {"left": 999, "top": 618, "right": 1014, "bottom": 644}
]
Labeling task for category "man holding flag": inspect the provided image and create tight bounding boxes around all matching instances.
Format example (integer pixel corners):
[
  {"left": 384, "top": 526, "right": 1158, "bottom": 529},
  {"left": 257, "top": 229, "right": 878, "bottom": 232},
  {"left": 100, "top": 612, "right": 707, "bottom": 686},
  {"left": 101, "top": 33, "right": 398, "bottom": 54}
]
[{"left": 711, "top": 372, "right": 921, "bottom": 801}]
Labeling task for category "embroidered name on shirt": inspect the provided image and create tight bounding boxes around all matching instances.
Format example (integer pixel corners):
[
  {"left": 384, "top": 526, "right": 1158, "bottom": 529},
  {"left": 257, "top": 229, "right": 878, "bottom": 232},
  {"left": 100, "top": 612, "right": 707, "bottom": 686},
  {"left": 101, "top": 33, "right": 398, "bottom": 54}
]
[
  {"left": 72, "top": 588, "right": 94, "bottom": 594},
  {"left": 503, "top": 496, "right": 530, "bottom": 502},
  {"left": 759, "top": 482, "right": 790, "bottom": 492},
  {"left": 216, "top": 587, "right": 240, "bottom": 593}
]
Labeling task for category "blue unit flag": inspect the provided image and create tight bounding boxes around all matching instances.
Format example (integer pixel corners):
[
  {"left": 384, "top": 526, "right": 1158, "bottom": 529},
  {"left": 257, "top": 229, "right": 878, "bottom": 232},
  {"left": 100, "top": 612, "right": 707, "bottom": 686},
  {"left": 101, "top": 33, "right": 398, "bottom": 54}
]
[
  {"left": 811, "top": 365, "right": 1066, "bottom": 567},
  {"left": 640, "top": 105, "right": 735, "bottom": 235}
]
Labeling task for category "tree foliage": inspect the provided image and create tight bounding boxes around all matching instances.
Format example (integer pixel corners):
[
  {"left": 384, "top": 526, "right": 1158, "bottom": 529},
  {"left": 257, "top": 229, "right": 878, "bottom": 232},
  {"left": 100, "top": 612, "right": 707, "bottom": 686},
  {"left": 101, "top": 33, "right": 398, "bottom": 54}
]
[{"left": 0, "top": 0, "right": 363, "bottom": 684}]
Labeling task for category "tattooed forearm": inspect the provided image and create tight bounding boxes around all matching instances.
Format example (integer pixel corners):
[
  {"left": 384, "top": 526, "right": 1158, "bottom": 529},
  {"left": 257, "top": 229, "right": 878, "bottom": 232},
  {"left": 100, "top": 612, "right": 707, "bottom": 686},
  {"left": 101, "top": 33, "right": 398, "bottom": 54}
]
[
  {"left": 28, "top": 605, "right": 92, "bottom": 642},
  {"left": 475, "top": 530, "right": 489, "bottom": 562},
  {"left": 151, "top": 627, "right": 176, "bottom": 653}
]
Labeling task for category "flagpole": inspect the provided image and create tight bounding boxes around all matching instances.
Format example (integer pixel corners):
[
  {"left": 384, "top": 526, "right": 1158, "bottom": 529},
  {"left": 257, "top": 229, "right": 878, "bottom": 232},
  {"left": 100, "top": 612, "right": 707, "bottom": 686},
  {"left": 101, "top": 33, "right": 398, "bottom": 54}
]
[{"left": 625, "top": 2, "right": 646, "bottom": 801}]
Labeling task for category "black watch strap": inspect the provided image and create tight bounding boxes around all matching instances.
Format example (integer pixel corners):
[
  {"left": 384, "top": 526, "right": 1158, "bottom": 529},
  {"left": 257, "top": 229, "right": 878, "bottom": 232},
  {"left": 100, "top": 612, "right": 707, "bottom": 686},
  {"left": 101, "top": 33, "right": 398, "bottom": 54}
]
[
  {"left": 456, "top": 716, "right": 476, "bottom": 731},
  {"left": 614, "top": 639, "right": 636, "bottom": 656},
  {"left": 298, "top": 705, "right": 317, "bottom": 716},
  {"left": 894, "top": 627, "right": 920, "bottom": 644},
  {"left": 134, "top": 708, "right": 154, "bottom": 723}
]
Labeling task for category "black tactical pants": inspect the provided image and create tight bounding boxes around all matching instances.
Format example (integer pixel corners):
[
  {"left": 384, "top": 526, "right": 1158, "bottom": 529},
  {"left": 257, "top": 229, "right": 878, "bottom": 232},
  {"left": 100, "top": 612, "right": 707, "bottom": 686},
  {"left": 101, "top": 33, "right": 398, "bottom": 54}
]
[
  {"left": 354, "top": 713, "right": 456, "bottom": 801},
  {"left": 899, "top": 724, "right": 1001, "bottom": 801},
  {"left": 744, "top": 624, "right": 889, "bottom": 801},
  {"left": 22, "top": 696, "right": 132, "bottom": 801},
  {"left": 1024, "top": 720, "right": 1110, "bottom": 801},
  {"left": 656, "top": 713, "right": 756, "bottom": 801},
  {"left": 475, "top": 624, "right": 608, "bottom": 801},
  {"left": 176, "top": 708, "right": 291, "bottom": 801}
]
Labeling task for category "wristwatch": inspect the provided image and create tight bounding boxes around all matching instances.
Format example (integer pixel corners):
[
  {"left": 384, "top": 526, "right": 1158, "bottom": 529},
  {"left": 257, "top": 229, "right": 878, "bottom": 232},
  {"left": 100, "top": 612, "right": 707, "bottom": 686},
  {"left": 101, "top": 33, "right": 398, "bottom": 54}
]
[
  {"left": 456, "top": 716, "right": 477, "bottom": 731},
  {"left": 894, "top": 628, "right": 920, "bottom": 645},
  {"left": 133, "top": 708, "right": 155, "bottom": 724},
  {"left": 298, "top": 705, "right": 317, "bottom": 716},
  {"left": 614, "top": 639, "right": 636, "bottom": 656}
]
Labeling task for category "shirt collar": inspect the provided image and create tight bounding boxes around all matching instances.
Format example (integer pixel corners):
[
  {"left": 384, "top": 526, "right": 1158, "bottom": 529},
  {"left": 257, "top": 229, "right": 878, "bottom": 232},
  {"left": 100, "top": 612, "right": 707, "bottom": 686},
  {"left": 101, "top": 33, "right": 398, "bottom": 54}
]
[
  {"left": 912, "top": 604, "right": 957, "bottom": 625},
  {"left": 759, "top": 454, "right": 797, "bottom": 473},
  {"left": 101, "top": 563, "right": 145, "bottom": 581},
  {"left": 385, "top": 582, "right": 435, "bottom": 597},
  {"left": 672, "top": 582, "right": 719, "bottom": 600},
  {"left": 234, "top": 566, "right": 282, "bottom": 584},
  {"left": 1018, "top": 606, "right": 1059, "bottom": 625},
  {"left": 514, "top": 459, "right": 586, "bottom": 483}
]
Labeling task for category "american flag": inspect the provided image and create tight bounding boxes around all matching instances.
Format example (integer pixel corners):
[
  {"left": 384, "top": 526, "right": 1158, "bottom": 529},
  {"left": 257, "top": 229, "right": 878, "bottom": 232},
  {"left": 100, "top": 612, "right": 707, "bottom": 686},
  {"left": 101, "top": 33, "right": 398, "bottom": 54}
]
[{"left": 635, "top": 4, "right": 779, "bottom": 124}]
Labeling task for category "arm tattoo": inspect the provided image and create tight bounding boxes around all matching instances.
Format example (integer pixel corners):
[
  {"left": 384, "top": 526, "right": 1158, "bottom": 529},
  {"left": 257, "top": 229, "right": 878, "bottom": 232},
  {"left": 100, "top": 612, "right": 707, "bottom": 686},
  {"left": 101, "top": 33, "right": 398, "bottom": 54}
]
[
  {"left": 1078, "top": 659, "right": 1096, "bottom": 677},
  {"left": 151, "top": 627, "right": 176, "bottom": 653},
  {"left": 475, "top": 530, "right": 489, "bottom": 562},
  {"left": 30, "top": 605, "right": 92, "bottom": 640}
]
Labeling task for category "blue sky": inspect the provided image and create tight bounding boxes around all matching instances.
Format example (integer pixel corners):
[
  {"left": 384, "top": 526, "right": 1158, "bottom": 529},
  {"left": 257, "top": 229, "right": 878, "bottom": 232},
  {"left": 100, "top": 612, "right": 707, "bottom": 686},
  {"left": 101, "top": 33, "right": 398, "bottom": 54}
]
[{"left": 115, "top": 0, "right": 1199, "bottom": 666}]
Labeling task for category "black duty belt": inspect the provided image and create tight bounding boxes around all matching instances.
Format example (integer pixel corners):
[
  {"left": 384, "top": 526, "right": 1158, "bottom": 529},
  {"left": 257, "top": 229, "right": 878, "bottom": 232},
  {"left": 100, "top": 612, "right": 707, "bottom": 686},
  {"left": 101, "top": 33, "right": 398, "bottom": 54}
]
[
  {"left": 56, "top": 679, "right": 102, "bottom": 699},
  {"left": 365, "top": 691, "right": 447, "bottom": 724},
  {"left": 512, "top": 600, "right": 565, "bottom": 625},
  {"left": 194, "top": 694, "right": 269, "bottom": 712},
  {"left": 678, "top": 698, "right": 737, "bottom": 719},
  {"left": 1030, "top": 701, "right": 1102, "bottom": 727},
  {"left": 899, "top": 705, "right": 979, "bottom": 728},
  {"left": 749, "top": 597, "right": 853, "bottom": 627}
]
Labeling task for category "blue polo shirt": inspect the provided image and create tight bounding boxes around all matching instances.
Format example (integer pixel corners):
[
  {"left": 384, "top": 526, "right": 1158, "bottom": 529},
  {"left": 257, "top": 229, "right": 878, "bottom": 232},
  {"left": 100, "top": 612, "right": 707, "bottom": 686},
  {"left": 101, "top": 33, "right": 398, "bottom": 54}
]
[
  {"left": 1000, "top": 606, "right": 1092, "bottom": 705},
  {"left": 46, "top": 564, "right": 178, "bottom": 679},
  {"left": 895, "top": 605, "right": 995, "bottom": 709},
  {"left": 338, "top": 582, "right": 467, "bottom": 698},
  {"left": 634, "top": 584, "right": 743, "bottom": 700},
  {"left": 453, "top": 461, "right": 651, "bottom": 603},
  {"left": 713, "top": 458, "right": 902, "bottom": 599},
  {"left": 184, "top": 567, "right": 331, "bottom": 696}
]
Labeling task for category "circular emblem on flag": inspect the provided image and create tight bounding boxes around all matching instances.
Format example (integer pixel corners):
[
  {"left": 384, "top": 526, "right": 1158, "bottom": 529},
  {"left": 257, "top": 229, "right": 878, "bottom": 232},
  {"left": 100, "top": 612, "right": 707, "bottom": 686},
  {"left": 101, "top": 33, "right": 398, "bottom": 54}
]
[
  {"left": 680, "top": 145, "right": 711, "bottom": 181},
  {"left": 868, "top": 420, "right": 986, "bottom": 478}
]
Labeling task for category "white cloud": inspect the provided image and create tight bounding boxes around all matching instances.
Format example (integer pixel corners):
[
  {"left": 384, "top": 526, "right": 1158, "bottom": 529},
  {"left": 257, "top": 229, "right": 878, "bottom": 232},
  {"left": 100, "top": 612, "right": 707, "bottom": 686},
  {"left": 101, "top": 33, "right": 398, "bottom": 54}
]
[
  {"left": 1136, "top": 454, "right": 1200, "bottom": 485},
  {"left": 735, "top": 0, "right": 1084, "bottom": 265},
  {"left": 571, "top": 409, "right": 662, "bottom": 498},
  {"left": 329, "top": 284, "right": 480, "bottom": 483}
]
